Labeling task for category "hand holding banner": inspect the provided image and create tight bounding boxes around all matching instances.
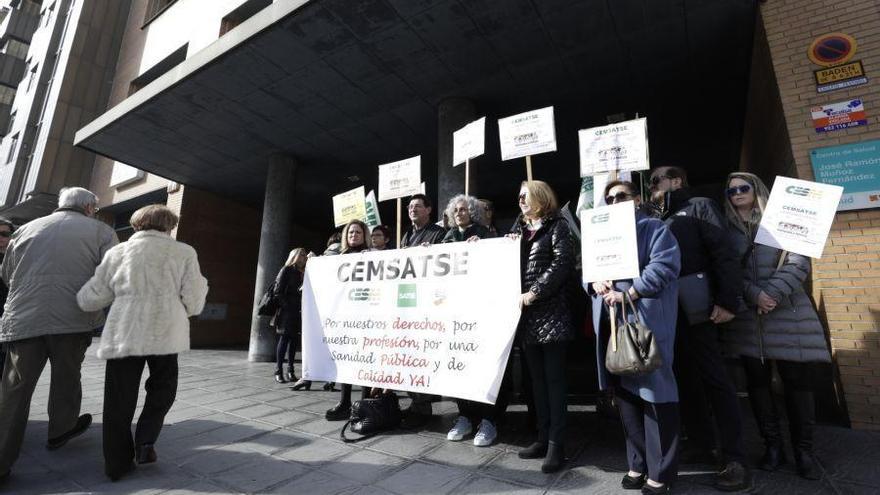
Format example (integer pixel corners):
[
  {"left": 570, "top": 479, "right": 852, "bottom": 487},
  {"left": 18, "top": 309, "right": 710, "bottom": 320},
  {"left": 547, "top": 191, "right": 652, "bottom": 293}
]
[
  {"left": 332, "top": 186, "right": 367, "bottom": 227},
  {"left": 301, "top": 239, "right": 521, "bottom": 404},
  {"left": 754, "top": 176, "right": 843, "bottom": 258},
  {"left": 581, "top": 201, "right": 640, "bottom": 283}
]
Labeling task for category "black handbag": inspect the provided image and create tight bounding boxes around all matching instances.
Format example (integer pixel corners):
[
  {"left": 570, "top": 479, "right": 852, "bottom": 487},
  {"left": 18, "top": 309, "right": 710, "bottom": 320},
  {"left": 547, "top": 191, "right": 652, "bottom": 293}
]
[
  {"left": 605, "top": 292, "right": 663, "bottom": 376},
  {"left": 677, "top": 271, "right": 712, "bottom": 325},
  {"left": 340, "top": 392, "right": 401, "bottom": 443},
  {"left": 257, "top": 280, "right": 280, "bottom": 317}
]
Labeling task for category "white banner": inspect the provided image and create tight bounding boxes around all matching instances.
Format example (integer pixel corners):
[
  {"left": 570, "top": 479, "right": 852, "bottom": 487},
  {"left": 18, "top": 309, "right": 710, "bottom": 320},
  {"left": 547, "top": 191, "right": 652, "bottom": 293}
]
[
  {"left": 498, "top": 106, "right": 557, "bottom": 161},
  {"left": 754, "top": 176, "right": 843, "bottom": 259},
  {"left": 581, "top": 201, "right": 640, "bottom": 283},
  {"left": 332, "top": 186, "right": 367, "bottom": 227},
  {"left": 301, "top": 239, "right": 521, "bottom": 404},
  {"left": 579, "top": 117, "right": 649, "bottom": 176},
  {"left": 378, "top": 156, "right": 422, "bottom": 202},
  {"left": 453, "top": 117, "right": 486, "bottom": 167}
]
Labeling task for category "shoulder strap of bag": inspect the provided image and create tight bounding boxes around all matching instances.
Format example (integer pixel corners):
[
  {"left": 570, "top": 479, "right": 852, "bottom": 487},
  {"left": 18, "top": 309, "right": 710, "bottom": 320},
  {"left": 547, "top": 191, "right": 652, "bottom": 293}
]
[{"left": 340, "top": 419, "right": 381, "bottom": 444}]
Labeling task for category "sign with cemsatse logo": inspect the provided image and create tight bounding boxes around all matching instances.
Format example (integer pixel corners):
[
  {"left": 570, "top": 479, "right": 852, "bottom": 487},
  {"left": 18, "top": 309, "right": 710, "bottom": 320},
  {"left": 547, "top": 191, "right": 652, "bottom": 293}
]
[
  {"left": 581, "top": 201, "right": 639, "bottom": 283},
  {"left": 810, "top": 139, "right": 880, "bottom": 211},
  {"left": 811, "top": 99, "right": 867, "bottom": 133},
  {"left": 755, "top": 176, "right": 843, "bottom": 258},
  {"left": 578, "top": 117, "right": 650, "bottom": 176},
  {"left": 814, "top": 60, "right": 868, "bottom": 93}
]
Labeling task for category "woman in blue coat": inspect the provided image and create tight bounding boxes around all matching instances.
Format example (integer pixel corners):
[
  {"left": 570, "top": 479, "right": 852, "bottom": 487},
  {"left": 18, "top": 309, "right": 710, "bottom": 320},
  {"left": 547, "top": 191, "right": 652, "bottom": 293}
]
[{"left": 589, "top": 181, "right": 681, "bottom": 494}]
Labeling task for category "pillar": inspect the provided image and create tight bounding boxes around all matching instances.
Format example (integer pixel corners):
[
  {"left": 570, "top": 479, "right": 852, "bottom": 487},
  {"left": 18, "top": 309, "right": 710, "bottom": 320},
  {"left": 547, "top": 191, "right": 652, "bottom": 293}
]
[
  {"left": 248, "top": 154, "right": 296, "bottom": 362},
  {"left": 437, "top": 98, "right": 477, "bottom": 216}
]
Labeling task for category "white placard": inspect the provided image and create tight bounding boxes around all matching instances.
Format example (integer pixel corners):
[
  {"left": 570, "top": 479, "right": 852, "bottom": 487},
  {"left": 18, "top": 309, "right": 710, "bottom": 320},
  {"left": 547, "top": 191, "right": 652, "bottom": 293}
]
[
  {"left": 332, "top": 186, "right": 366, "bottom": 227},
  {"left": 581, "top": 201, "right": 640, "bottom": 283},
  {"left": 497, "top": 106, "right": 557, "bottom": 161},
  {"left": 378, "top": 155, "right": 422, "bottom": 202},
  {"left": 453, "top": 117, "right": 486, "bottom": 167},
  {"left": 579, "top": 117, "right": 649, "bottom": 176},
  {"left": 754, "top": 176, "right": 843, "bottom": 259},
  {"left": 301, "top": 239, "right": 521, "bottom": 404}
]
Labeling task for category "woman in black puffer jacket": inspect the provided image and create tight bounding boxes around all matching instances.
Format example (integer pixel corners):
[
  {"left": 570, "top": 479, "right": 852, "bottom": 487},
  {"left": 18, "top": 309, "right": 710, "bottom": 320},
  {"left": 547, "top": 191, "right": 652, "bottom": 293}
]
[{"left": 509, "top": 180, "right": 575, "bottom": 473}]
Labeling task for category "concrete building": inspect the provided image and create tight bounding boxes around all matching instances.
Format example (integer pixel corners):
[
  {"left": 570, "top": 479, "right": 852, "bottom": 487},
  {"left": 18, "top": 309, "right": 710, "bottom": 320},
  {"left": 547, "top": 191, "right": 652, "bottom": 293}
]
[
  {"left": 0, "top": 0, "right": 40, "bottom": 139},
  {"left": 66, "top": 0, "right": 880, "bottom": 430}
]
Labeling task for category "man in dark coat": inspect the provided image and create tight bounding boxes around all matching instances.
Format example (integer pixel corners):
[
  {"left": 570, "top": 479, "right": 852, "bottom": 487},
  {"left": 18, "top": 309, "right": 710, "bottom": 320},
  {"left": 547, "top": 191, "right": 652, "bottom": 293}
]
[{"left": 646, "top": 166, "right": 751, "bottom": 492}]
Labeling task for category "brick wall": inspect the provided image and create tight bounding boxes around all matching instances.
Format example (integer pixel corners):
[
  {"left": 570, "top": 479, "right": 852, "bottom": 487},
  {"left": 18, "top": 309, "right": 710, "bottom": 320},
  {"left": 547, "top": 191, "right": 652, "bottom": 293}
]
[{"left": 760, "top": 0, "right": 880, "bottom": 430}]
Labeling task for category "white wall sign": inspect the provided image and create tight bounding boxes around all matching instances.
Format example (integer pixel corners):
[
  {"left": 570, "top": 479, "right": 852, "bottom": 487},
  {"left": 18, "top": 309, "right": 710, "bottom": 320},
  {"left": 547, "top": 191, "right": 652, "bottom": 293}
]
[
  {"left": 378, "top": 156, "right": 422, "bottom": 202},
  {"left": 332, "top": 186, "right": 367, "bottom": 227},
  {"left": 110, "top": 163, "right": 145, "bottom": 188},
  {"left": 453, "top": 117, "right": 486, "bottom": 167},
  {"left": 497, "top": 106, "right": 557, "bottom": 161},
  {"left": 301, "top": 239, "right": 521, "bottom": 404},
  {"left": 581, "top": 201, "right": 640, "bottom": 283},
  {"left": 579, "top": 117, "right": 649, "bottom": 176},
  {"left": 754, "top": 176, "right": 844, "bottom": 258}
]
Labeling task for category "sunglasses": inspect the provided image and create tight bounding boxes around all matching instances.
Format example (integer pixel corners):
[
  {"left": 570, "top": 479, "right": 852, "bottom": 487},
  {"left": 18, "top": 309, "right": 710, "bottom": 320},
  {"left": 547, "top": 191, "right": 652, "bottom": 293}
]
[
  {"left": 605, "top": 192, "right": 632, "bottom": 204},
  {"left": 649, "top": 175, "right": 670, "bottom": 186},
  {"left": 0, "top": 231, "right": 9, "bottom": 238},
  {"left": 726, "top": 184, "right": 752, "bottom": 196}
]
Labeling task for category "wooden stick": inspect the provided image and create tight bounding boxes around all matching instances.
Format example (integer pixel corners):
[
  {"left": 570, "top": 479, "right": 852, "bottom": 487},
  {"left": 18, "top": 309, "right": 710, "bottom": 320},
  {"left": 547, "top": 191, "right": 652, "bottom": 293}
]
[
  {"left": 396, "top": 197, "right": 401, "bottom": 248},
  {"left": 526, "top": 155, "right": 533, "bottom": 181},
  {"left": 465, "top": 158, "right": 470, "bottom": 197}
]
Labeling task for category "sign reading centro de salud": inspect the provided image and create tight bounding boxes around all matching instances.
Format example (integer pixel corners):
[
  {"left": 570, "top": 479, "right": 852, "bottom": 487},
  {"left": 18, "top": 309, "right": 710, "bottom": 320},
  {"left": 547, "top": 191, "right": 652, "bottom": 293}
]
[
  {"left": 755, "top": 177, "right": 843, "bottom": 259},
  {"left": 497, "top": 106, "right": 557, "bottom": 161},
  {"left": 811, "top": 99, "right": 867, "bottom": 133},
  {"left": 301, "top": 239, "right": 521, "bottom": 404},
  {"left": 810, "top": 140, "right": 880, "bottom": 211}
]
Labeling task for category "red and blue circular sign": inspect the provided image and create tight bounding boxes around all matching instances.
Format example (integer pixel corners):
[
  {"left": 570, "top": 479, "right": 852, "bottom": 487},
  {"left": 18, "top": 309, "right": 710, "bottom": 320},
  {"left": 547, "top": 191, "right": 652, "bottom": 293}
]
[{"left": 808, "top": 33, "right": 857, "bottom": 67}]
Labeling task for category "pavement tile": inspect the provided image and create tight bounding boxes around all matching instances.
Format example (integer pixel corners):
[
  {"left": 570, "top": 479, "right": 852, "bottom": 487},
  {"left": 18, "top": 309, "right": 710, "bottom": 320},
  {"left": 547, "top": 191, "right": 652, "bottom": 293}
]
[
  {"left": 179, "top": 448, "right": 261, "bottom": 475},
  {"left": 257, "top": 408, "right": 316, "bottom": 428},
  {"left": 292, "top": 417, "right": 348, "bottom": 437},
  {"left": 274, "top": 436, "right": 353, "bottom": 465},
  {"left": 298, "top": 399, "right": 345, "bottom": 415},
  {"left": 232, "top": 428, "right": 311, "bottom": 454},
  {"left": 834, "top": 480, "right": 877, "bottom": 495},
  {"left": 456, "top": 473, "right": 543, "bottom": 494},
  {"left": 479, "top": 451, "right": 560, "bottom": 487},
  {"left": 420, "top": 440, "right": 501, "bottom": 470},
  {"left": 267, "top": 469, "right": 358, "bottom": 494},
  {"left": 376, "top": 461, "right": 469, "bottom": 495},
  {"left": 324, "top": 449, "right": 411, "bottom": 484},
  {"left": 547, "top": 464, "right": 625, "bottom": 493},
  {"left": 212, "top": 454, "right": 309, "bottom": 492},
  {"left": 160, "top": 480, "right": 232, "bottom": 494},
  {"left": 365, "top": 432, "right": 443, "bottom": 458},
  {"left": 226, "top": 402, "right": 287, "bottom": 420},
  {"left": 203, "top": 397, "right": 261, "bottom": 412}
]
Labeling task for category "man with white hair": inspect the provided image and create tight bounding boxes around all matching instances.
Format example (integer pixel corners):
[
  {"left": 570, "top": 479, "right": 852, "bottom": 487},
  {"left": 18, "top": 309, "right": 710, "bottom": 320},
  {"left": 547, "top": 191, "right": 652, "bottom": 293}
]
[{"left": 0, "top": 187, "right": 117, "bottom": 483}]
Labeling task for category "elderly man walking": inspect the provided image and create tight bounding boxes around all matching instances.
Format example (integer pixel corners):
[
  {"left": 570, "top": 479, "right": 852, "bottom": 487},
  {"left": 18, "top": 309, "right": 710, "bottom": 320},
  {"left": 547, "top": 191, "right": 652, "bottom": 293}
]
[{"left": 0, "top": 187, "right": 117, "bottom": 483}]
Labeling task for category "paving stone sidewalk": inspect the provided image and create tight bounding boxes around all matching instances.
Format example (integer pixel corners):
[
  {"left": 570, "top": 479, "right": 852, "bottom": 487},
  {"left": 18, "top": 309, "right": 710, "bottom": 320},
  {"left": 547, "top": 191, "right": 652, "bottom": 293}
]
[{"left": 4, "top": 344, "right": 878, "bottom": 494}]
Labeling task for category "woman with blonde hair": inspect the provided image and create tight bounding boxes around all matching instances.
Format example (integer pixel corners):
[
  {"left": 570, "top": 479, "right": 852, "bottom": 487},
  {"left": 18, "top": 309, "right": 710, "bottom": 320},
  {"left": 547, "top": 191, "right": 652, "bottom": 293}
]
[
  {"left": 77, "top": 204, "right": 208, "bottom": 481},
  {"left": 722, "top": 172, "right": 830, "bottom": 480},
  {"left": 509, "top": 180, "right": 575, "bottom": 473},
  {"left": 273, "top": 247, "right": 309, "bottom": 386}
]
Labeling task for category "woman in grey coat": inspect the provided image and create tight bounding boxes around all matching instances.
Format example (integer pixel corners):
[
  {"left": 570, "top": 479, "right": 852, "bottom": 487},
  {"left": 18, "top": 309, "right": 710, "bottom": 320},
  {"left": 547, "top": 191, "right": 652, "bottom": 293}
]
[{"left": 721, "top": 172, "right": 831, "bottom": 481}]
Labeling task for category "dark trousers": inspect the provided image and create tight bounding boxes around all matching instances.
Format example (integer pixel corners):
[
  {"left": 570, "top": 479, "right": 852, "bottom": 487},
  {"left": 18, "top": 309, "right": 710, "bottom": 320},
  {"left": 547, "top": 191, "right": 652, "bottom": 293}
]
[
  {"left": 523, "top": 342, "right": 567, "bottom": 444},
  {"left": 456, "top": 352, "right": 514, "bottom": 424},
  {"left": 103, "top": 354, "right": 178, "bottom": 473},
  {"left": 674, "top": 319, "right": 745, "bottom": 462},
  {"left": 616, "top": 386, "right": 680, "bottom": 484},
  {"left": 741, "top": 357, "right": 815, "bottom": 452},
  {"left": 275, "top": 333, "right": 297, "bottom": 374}
]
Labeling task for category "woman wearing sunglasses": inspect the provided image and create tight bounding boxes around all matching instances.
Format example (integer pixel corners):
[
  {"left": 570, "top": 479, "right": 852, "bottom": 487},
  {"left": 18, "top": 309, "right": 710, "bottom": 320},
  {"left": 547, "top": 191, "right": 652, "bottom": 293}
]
[
  {"left": 721, "top": 172, "right": 830, "bottom": 480},
  {"left": 509, "top": 180, "right": 574, "bottom": 473}
]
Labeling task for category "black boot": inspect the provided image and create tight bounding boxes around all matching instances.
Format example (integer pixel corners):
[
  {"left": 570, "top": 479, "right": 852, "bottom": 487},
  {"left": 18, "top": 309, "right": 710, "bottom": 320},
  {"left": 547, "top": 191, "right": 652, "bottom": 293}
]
[
  {"left": 325, "top": 384, "right": 352, "bottom": 421},
  {"left": 274, "top": 370, "right": 286, "bottom": 384},
  {"left": 286, "top": 367, "right": 297, "bottom": 383},
  {"left": 518, "top": 441, "right": 548, "bottom": 459},
  {"left": 541, "top": 441, "right": 565, "bottom": 473},
  {"left": 748, "top": 386, "right": 787, "bottom": 471},
  {"left": 786, "top": 390, "right": 819, "bottom": 480}
]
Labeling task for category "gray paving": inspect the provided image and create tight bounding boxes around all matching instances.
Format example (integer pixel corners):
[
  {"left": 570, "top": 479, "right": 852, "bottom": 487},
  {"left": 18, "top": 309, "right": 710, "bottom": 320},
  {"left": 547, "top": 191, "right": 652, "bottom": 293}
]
[{"left": 3, "top": 344, "right": 878, "bottom": 494}]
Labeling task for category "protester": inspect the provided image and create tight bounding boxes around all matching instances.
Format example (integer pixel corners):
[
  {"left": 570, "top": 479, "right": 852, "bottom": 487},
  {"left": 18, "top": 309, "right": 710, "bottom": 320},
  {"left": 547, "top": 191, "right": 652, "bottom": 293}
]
[
  {"left": 0, "top": 187, "right": 118, "bottom": 482},
  {"left": 0, "top": 217, "right": 12, "bottom": 372},
  {"left": 370, "top": 225, "right": 391, "bottom": 251},
  {"left": 323, "top": 230, "right": 342, "bottom": 256},
  {"left": 479, "top": 198, "right": 499, "bottom": 237},
  {"left": 76, "top": 204, "right": 208, "bottom": 481},
  {"left": 325, "top": 220, "right": 373, "bottom": 420},
  {"left": 721, "top": 172, "right": 831, "bottom": 480},
  {"left": 590, "top": 181, "right": 681, "bottom": 493},
  {"left": 646, "top": 166, "right": 751, "bottom": 491},
  {"left": 399, "top": 194, "right": 446, "bottom": 427},
  {"left": 510, "top": 180, "right": 574, "bottom": 473},
  {"left": 272, "top": 248, "right": 308, "bottom": 386},
  {"left": 441, "top": 194, "right": 506, "bottom": 446}
]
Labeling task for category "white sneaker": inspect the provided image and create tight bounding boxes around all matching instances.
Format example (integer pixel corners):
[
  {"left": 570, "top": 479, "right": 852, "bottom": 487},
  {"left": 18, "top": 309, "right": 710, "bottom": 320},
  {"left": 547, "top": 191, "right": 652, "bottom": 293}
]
[
  {"left": 473, "top": 419, "right": 497, "bottom": 447},
  {"left": 446, "top": 416, "right": 472, "bottom": 441}
]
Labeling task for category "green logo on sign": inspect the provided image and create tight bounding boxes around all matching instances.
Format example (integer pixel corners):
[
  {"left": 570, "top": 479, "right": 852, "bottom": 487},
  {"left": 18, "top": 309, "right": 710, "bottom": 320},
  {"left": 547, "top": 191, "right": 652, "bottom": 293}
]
[{"left": 397, "top": 284, "right": 417, "bottom": 307}]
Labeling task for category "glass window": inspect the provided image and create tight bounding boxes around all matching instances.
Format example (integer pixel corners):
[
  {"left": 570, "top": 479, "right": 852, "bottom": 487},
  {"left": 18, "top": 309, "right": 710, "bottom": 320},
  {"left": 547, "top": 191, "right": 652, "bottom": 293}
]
[{"left": 6, "top": 133, "right": 18, "bottom": 163}]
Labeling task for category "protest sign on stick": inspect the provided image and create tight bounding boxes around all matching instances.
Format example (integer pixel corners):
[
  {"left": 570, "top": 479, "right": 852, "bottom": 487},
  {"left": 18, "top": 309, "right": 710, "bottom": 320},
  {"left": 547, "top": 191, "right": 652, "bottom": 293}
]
[
  {"left": 580, "top": 201, "right": 640, "bottom": 284},
  {"left": 332, "top": 186, "right": 366, "bottom": 227},
  {"left": 378, "top": 156, "right": 421, "bottom": 249},
  {"left": 301, "top": 239, "right": 521, "bottom": 404},
  {"left": 579, "top": 117, "right": 650, "bottom": 176},
  {"left": 453, "top": 117, "right": 486, "bottom": 196},
  {"left": 498, "top": 106, "right": 556, "bottom": 180},
  {"left": 754, "top": 176, "right": 844, "bottom": 258},
  {"left": 364, "top": 189, "right": 381, "bottom": 231}
]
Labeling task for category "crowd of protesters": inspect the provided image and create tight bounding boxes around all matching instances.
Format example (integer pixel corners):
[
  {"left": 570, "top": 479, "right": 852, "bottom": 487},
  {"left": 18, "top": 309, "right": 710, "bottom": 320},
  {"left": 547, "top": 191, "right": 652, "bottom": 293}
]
[{"left": 0, "top": 165, "right": 832, "bottom": 493}]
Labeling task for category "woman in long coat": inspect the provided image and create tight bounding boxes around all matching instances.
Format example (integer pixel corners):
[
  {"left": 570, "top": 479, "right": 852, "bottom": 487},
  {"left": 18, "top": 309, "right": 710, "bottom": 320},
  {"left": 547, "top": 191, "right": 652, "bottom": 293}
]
[
  {"left": 721, "top": 172, "right": 831, "bottom": 480},
  {"left": 273, "top": 247, "right": 307, "bottom": 385},
  {"left": 589, "top": 181, "right": 681, "bottom": 493}
]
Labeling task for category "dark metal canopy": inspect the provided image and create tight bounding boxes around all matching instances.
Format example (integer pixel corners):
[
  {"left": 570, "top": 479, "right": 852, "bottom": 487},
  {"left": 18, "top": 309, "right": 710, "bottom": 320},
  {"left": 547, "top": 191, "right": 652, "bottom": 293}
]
[{"left": 76, "top": 0, "right": 757, "bottom": 227}]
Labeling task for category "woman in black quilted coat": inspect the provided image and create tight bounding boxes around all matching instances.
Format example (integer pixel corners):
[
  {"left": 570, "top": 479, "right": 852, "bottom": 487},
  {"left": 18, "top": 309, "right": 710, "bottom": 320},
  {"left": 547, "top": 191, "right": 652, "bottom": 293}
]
[{"left": 509, "top": 180, "right": 575, "bottom": 473}]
